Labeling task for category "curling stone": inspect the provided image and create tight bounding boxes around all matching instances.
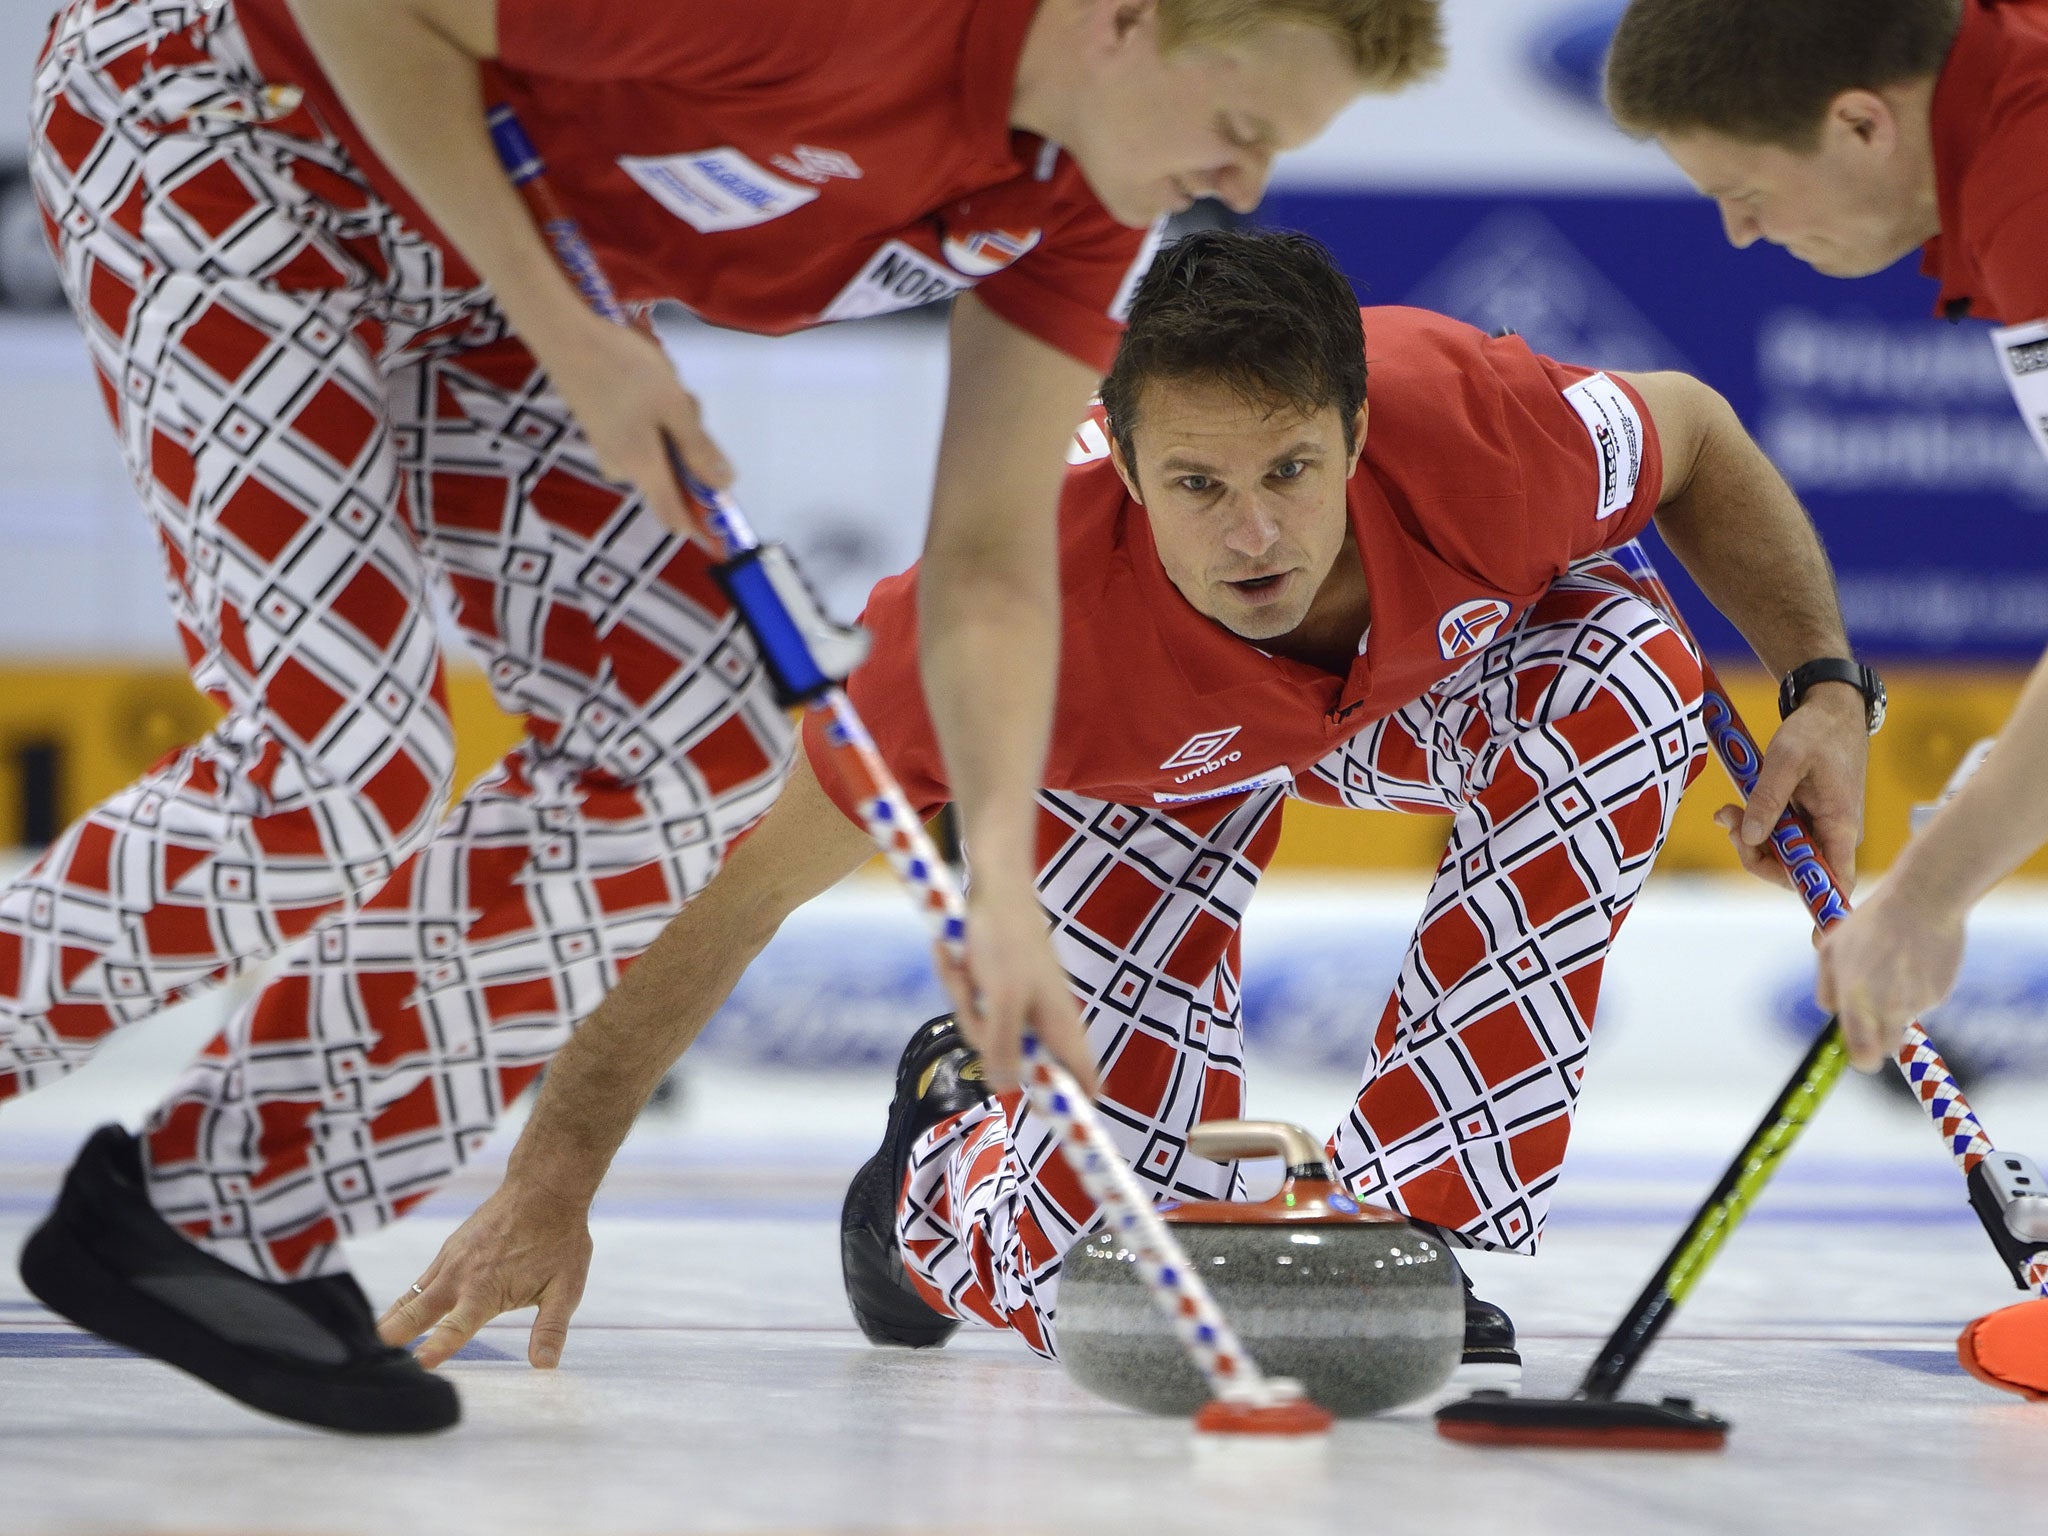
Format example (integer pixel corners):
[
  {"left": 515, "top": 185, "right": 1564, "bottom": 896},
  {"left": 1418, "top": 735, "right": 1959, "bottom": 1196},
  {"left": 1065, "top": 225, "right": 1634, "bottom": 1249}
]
[{"left": 1056, "top": 1120, "right": 1463, "bottom": 1417}]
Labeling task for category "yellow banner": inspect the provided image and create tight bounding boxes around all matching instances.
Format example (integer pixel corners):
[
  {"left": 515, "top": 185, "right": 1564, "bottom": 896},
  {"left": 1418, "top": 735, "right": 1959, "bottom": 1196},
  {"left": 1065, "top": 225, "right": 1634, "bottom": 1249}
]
[
  {"left": 0, "top": 662, "right": 2038, "bottom": 880},
  {"left": 1266, "top": 666, "right": 2045, "bottom": 878}
]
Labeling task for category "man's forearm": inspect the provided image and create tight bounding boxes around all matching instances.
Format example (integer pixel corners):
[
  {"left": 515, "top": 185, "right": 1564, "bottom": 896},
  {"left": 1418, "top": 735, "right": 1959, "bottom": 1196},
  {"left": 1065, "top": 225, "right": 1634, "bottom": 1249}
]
[
  {"left": 1650, "top": 385, "right": 1850, "bottom": 676},
  {"left": 502, "top": 760, "right": 874, "bottom": 1203},
  {"left": 917, "top": 559, "right": 1058, "bottom": 885},
  {"left": 285, "top": 0, "right": 588, "bottom": 353},
  {"left": 502, "top": 887, "right": 784, "bottom": 1204},
  {"left": 918, "top": 297, "right": 1094, "bottom": 887},
  {"left": 1888, "top": 648, "right": 2048, "bottom": 914}
]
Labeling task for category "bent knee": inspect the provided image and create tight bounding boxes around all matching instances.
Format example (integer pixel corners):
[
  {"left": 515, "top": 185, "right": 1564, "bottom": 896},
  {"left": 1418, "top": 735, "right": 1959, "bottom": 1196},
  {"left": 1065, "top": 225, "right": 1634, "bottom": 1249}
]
[
  {"left": 1558, "top": 590, "right": 1706, "bottom": 745},
  {"left": 1617, "top": 612, "right": 1707, "bottom": 748},
  {"left": 205, "top": 705, "right": 457, "bottom": 854}
]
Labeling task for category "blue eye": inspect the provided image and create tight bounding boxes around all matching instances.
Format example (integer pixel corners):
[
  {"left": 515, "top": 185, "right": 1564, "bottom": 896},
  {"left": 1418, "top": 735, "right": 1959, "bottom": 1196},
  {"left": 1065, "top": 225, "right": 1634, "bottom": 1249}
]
[{"left": 1272, "top": 461, "right": 1306, "bottom": 480}]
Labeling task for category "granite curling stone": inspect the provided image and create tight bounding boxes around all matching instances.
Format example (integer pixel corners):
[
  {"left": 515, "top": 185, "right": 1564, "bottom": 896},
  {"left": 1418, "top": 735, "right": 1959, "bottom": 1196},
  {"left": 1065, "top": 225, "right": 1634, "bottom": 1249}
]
[{"left": 1056, "top": 1120, "right": 1464, "bottom": 1418}]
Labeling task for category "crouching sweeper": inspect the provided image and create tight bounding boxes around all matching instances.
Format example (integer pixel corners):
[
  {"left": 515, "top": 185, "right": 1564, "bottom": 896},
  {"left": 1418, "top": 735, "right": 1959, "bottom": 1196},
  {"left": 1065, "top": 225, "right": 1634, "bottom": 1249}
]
[{"left": 387, "top": 230, "right": 1872, "bottom": 1384}]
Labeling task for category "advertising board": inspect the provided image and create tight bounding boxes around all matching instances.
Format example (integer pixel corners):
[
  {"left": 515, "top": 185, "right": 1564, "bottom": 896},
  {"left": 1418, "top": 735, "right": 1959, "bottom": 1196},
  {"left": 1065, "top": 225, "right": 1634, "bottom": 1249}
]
[{"left": 1263, "top": 0, "right": 2048, "bottom": 663}]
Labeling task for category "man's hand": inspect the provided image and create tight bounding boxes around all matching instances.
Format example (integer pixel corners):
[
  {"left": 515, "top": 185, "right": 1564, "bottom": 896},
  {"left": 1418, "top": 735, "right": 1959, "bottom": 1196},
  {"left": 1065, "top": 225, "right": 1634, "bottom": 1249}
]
[
  {"left": 1711, "top": 683, "right": 1868, "bottom": 891},
  {"left": 1815, "top": 883, "right": 1966, "bottom": 1073},
  {"left": 935, "top": 878, "right": 1098, "bottom": 1097},
  {"left": 538, "top": 309, "right": 731, "bottom": 540},
  {"left": 377, "top": 1178, "right": 594, "bottom": 1370},
  {"left": 283, "top": 2, "right": 732, "bottom": 544}
]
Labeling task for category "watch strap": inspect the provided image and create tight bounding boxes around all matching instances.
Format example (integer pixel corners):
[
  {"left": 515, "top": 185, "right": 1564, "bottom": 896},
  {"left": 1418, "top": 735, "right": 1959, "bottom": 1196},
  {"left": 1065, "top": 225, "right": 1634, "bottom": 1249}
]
[{"left": 1777, "top": 657, "right": 1886, "bottom": 734}]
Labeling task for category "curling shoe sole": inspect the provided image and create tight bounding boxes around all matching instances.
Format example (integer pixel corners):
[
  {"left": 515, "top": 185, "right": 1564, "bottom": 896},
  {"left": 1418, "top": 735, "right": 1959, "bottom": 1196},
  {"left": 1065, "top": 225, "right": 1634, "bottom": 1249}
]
[
  {"left": 20, "top": 1124, "right": 459, "bottom": 1435},
  {"left": 841, "top": 1016, "right": 993, "bottom": 1348}
]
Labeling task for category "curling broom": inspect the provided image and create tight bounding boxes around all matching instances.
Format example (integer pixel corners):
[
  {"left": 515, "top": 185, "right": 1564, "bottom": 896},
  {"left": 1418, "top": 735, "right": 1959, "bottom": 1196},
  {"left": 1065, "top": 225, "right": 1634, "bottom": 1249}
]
[
  {"left": 488, "top": 106, "right": 1331, "bottom": 1436},
  {"left": 1436, "top": 539, "right": 2048, "bottom": 1448}
]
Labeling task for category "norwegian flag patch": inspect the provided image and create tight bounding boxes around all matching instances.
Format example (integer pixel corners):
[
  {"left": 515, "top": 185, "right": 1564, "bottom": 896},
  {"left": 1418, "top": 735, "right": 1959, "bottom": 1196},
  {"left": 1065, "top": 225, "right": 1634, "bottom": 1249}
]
[
  {"left": 1437, "top": 598, "right": 1512, "bottom": 660},
  {"left": 941, "top": 226, "right": 1042, "bottom": 278}
]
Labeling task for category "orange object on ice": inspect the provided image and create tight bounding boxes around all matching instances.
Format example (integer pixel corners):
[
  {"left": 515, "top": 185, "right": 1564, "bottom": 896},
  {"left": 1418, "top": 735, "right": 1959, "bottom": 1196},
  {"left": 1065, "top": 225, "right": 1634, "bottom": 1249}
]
[{"left": 1958, "top": 1298, "right": 2048, "bottom": 1402}]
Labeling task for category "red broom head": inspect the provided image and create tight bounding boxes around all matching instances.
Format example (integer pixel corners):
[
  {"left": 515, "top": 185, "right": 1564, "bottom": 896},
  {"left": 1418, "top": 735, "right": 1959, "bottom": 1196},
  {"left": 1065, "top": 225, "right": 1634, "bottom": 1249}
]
[
  {"left": 1958, "top": 1297, "right": 2048, "bottom": 1402},
  {"left": 1193, "top": 1397, "right": 1335, "bottom": 1436}
]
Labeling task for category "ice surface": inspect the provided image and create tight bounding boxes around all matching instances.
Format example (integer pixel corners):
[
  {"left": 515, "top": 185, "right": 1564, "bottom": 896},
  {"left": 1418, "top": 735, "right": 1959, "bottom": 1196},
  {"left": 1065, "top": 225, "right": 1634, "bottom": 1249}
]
[{"left": 4, "top": 882, "right": 2048, "bottom": 1533}]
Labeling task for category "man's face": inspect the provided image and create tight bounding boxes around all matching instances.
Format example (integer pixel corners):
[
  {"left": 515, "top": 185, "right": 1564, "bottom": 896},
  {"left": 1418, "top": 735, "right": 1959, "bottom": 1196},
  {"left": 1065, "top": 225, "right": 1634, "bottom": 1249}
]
[
  {"left": 1063, "top": 11, "right": 1366, "bottom": 227},
  {"left": 1113, "top": 378, "right": 1365, "bottom": 642},
  {"left": 1659, "top": 93, "right": 1939, "bottom": 278}
]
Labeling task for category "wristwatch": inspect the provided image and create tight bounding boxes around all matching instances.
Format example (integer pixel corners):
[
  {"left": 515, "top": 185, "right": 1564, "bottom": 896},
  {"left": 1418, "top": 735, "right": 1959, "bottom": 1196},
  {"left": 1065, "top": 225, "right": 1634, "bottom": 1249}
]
[{"left": 1777, "top": 657, "right": 1886, "bottom": 735}]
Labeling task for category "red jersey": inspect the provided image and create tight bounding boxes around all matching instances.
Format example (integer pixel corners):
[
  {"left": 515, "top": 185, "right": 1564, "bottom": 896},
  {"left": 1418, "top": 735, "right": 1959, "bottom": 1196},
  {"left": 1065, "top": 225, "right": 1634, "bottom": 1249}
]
[
  {"left": 1922, "top": 0, "right": 2048, "bottom": 323},
  {"left": 235, "top": 0, "right": 1153, "bottom": 370},
  {"left": 805, "top": 307, "right": 1665, "bottom": 819}
]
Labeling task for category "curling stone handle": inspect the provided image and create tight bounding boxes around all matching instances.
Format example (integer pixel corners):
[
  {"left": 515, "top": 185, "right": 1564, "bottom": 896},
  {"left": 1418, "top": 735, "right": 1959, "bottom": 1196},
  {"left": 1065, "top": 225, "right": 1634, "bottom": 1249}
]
[{"left": 1188, "top": 1119, "right": 1332, "bottom": 1180}]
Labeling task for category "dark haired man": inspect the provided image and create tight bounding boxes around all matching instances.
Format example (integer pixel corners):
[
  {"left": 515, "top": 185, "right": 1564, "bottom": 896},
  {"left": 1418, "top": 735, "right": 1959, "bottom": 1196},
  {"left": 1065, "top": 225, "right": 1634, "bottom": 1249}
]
[
  {"left": 1606, "top": 1, "right": 2048, "bottom": 1072},
  {"left": 1607, "top": 0, "right": 2043, "bottom": 316},
  {"left": 382, "top": 230, "right": 1869, "bottom": 1377}
]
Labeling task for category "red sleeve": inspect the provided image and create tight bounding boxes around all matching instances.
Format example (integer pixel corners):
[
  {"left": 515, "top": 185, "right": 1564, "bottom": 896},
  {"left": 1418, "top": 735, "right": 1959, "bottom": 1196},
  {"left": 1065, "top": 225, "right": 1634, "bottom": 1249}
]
[
  {"left": 1959, "top": 71, "right": 2048, "bottom": 324},
  {"left": 1976, "top": 187, "right": 2048, "bottom": 323},
  {"left": 974, "top": 184, "right": 1159, "bottom": 373},
  {"left": 800, "top": 568, "right": 952, "bottom": 828},
  {"left": 1487, "top": 336, "right": 1666, "bottom": 568},
  {"left": 495, "top": 0, "right": 836, "bottom": 85}
]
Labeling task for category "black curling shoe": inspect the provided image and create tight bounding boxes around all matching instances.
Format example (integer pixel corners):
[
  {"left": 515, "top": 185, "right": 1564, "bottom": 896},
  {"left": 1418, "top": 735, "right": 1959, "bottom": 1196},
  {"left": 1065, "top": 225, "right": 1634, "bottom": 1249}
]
[
  {"left": 1458, "top": 1267, "right": 1523, "bottom": 1389},
  {"left": 841, "top": 1015, "right": 994, "bottom": 1348},
  {"left": 20, "top": 1124, "right": 459, "bottom": 1435}
]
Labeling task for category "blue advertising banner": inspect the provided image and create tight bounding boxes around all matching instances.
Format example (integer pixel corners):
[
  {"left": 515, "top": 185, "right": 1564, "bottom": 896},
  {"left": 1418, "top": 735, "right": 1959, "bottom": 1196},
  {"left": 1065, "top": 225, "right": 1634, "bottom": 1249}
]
[
  {"left": 1255, "top": 0, "right": 2047, "bottom": 664},
  {"left": 1255, "top": 189, "right": 2048, "bottom": 663}
]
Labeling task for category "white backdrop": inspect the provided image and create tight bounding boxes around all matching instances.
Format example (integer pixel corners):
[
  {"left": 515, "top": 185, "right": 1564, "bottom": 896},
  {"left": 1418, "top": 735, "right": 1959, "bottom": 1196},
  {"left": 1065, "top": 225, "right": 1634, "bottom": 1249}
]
[
  {"left": 1272, "top": 0, "right": 1683, "bottom": 192},
  {"left": 0, "top": 308, "right": 951, "bottom": 657}
]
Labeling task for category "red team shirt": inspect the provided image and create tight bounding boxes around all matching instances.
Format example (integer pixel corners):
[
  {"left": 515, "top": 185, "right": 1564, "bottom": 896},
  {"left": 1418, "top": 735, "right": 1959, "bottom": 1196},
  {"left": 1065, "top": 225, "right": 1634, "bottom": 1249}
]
[
  {"left": 806, "top": 308, "right": 1665, "bottom": 820},
  {"left": 1922, "top": 0, "right": 2048, "bottom": 324},
  {"left": 236, "top": 0, "right": 1155, "bottom": 370}
]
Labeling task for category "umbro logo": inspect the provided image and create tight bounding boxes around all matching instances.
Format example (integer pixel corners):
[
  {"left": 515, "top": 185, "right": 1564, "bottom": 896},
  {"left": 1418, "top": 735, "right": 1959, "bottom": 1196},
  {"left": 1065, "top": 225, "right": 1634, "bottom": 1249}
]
[
  {"left": 772, "top": 145, "right": 862, "bottom": 184},
  {"left": 1161, "top": 727, "right": 1244, "bottom": 782}
]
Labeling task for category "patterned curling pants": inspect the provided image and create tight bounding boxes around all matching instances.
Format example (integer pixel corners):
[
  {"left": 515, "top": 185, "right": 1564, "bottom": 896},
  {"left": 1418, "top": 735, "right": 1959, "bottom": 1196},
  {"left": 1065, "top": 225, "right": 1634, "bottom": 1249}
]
[
  {"left": 898, "top": 560, "right": 1708, "bottom": 1356},
  {"left": 3, "top": 0, "right": 793, "bottom": 1278}
]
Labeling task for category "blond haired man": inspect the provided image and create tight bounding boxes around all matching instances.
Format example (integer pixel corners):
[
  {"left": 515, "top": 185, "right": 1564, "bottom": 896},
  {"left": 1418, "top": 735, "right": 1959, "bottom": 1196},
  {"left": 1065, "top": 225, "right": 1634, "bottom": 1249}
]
[{"left": 12, "top": 0, "right": 1439, "bottom": 1434}]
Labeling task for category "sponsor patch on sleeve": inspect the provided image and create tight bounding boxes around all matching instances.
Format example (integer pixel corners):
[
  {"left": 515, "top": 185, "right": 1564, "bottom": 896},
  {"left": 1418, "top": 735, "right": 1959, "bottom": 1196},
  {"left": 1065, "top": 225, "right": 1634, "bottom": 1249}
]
[
  {"left": 619, "top": 148, "right": 818, "bottom": 234},
  {"left": 1561, "top": 371, "right": 1645, "bottom": 521},
  {"left": 1992, "top": 319, "right": 2048, "bottom": 466}
]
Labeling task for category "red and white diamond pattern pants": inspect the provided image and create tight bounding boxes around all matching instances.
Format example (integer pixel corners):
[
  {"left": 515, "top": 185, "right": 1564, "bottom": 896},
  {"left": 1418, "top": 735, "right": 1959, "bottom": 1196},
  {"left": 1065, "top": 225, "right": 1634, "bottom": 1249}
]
[
  {"left": 899, "top": 561, "right": 1707, "bottom": 1355},
  {"left": 4, "top": 0, "right": 792, "bottom": 1278}
]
